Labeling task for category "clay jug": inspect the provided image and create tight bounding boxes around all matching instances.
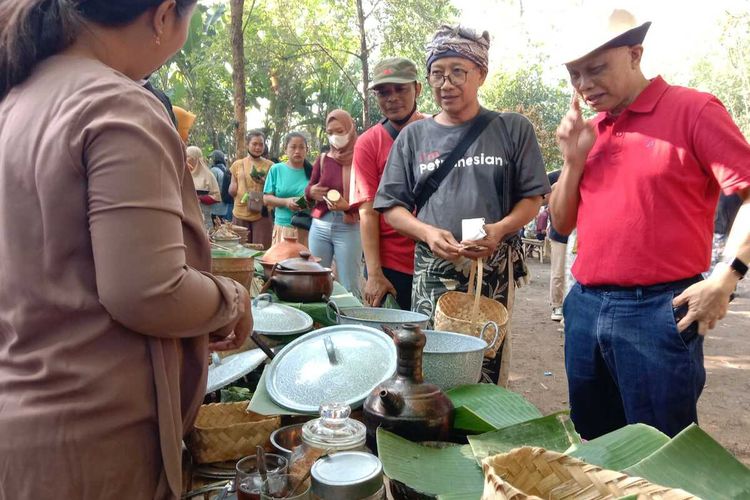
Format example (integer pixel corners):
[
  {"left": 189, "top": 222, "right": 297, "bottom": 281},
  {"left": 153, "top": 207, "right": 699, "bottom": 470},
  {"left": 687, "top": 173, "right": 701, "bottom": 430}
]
[{"left": 362, "top": 324, "right": 454, "bottom": 452}]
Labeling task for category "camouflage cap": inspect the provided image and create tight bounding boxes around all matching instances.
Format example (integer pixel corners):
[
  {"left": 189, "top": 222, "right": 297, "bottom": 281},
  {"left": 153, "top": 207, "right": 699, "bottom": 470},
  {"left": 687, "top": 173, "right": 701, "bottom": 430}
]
[{"left": 369, "top": 57, "right": 418, "bottom": 89}]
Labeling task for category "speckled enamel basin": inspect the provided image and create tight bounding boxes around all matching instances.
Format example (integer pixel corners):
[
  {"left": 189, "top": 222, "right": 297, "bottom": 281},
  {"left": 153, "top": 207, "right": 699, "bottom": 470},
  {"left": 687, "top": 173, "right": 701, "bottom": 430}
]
[{"left": 422, "top": 330, "right": 489, "bottom": 390}]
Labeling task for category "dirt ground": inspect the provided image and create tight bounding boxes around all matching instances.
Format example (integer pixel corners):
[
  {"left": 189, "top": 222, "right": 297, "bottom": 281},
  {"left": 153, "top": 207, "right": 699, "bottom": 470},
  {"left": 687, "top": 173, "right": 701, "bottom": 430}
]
[{"left": 508, "top": 258, "right": 750, "bottom": 465}]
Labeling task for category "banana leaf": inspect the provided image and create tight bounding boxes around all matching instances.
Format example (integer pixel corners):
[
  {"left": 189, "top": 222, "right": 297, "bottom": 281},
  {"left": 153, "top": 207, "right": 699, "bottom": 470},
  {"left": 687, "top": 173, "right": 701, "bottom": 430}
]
[
  {"left": 565, "top": 423, "right": 670, "bottom": 471},
  {"left": 625, "top": 424, "right": 750, "bottom": 499},
  {"left": 377, "top": 428, "right": 484, "bottom": 499},
  {"left": 437, "top": 494, "right": 484, "bottom": 500},
  {"left": 469, "top": 412, "right": 581, "bottom": 461},
  {"left": 447, "top": 384, "right": 542, "bottom": 433}
]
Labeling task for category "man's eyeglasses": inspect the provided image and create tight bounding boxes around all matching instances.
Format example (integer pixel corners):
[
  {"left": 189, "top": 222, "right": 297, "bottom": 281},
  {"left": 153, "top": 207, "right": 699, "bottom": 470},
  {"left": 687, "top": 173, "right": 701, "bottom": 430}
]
[
  {"left": 372, "top": 85, "right": 412, "bottom": 99},
  {"left": 427, "top": 67, "right": 476, "bottom": 88}
]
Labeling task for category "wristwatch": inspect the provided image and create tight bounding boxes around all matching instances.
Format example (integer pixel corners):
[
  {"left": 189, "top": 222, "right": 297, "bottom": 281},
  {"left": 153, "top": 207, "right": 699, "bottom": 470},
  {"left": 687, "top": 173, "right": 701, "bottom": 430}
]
[{"left": 730, "top": 257, "right": 748, "bottom": 279}]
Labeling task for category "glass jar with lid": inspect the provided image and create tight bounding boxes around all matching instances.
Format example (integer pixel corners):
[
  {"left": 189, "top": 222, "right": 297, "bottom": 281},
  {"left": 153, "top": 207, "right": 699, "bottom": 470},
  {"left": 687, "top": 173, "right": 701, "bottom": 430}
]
[{"left": 289, "top": 403, "right": 368, "bottom": 477}]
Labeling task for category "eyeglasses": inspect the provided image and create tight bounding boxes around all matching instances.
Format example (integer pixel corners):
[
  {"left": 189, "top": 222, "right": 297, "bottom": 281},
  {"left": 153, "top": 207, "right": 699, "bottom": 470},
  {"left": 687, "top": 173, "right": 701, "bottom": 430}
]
[
  {"left": 427, "top": 67, "right": 477, "bottom": 88},
  {"left": 371, "top": 85, "right": 412, "bottom": 99}
]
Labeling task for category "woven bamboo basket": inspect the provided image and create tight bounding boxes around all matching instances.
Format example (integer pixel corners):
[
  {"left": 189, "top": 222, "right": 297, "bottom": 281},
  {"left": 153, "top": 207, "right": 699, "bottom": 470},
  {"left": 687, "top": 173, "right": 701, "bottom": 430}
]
[
  {"left": 434, "top": 258, "right": 509, "bottom": 357},
  {"left": 211, "top": 256, "right": 254, "bottom": 290},
  {"left": 186, "top": 402, "right": 280, "bottom": 464},
  {"left": 481, "top": 446, "right": 697, "bottom": 500}
]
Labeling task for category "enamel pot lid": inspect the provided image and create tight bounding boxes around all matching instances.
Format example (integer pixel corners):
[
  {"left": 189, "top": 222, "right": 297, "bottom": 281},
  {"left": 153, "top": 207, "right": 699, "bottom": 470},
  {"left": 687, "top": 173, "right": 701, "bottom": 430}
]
[
  {"left": 265, "top": 325, "right": 397, "bottom": 413},
  {"left": 251, "top": 294, "right": 314, "bottom": 336}
]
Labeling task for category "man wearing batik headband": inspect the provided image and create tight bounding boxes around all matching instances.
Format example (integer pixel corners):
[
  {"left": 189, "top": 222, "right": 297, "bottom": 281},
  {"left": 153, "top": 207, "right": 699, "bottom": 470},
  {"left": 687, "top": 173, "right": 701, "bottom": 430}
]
[
  {"left": 551, "top": 9, "right": 750, "bottom": 439},
  {"left": 374, "top": 25, "right": 550, "bottom": 385}
]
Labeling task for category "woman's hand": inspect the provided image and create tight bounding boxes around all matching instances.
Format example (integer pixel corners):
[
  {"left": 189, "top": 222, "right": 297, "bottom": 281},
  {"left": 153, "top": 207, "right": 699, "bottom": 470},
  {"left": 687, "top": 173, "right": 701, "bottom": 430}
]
[
  {"left": 286, "top": 198, "right": 301, "bottom": 211},
  {"left": 209, "top": 287, "right": 252, "bottom": 351},
  {"left": 423, "top": 226, "right": 462, "bottom": 260},
  {"left": 309, "top": 183, "right": 329, "bottom": 201},
  {"left": 326, "top": 197, "right": 350, "bottom": 212}
]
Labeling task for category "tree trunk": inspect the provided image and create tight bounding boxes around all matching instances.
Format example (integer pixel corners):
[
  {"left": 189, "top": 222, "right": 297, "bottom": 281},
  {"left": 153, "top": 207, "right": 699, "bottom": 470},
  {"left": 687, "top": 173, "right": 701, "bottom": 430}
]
[
  {"left": 230, "top": 0, "right": 246, "bottom": 159},
  {"left": 355, "top": 0, "right": 370, "bottom": 127}
]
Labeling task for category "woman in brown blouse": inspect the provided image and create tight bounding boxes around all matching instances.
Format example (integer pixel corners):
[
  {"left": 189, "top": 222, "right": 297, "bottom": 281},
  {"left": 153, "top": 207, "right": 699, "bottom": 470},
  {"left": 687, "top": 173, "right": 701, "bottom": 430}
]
[{"left": 0, "top": 1, "right": 251, "bottom": 499}]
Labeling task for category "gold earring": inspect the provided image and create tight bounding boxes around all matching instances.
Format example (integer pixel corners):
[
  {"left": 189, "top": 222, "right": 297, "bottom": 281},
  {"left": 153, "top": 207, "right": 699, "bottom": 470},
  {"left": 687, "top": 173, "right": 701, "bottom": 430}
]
[{"left": 154, "top": 33, "right": 162, "bottom": 46}]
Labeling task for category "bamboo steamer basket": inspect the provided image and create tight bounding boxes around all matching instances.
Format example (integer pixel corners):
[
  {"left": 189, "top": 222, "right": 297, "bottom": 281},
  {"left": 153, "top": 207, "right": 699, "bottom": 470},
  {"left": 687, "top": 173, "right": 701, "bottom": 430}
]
[
  {"left": 211, "top": 255, "right": 254, "bottom": 290},
  {"left": 481, "top": 446, "right": 697, "bottom": 500},
  {"left": 186, "top": 402, "right": 281, "bottom": 464},
  {"left": 434, "top": 258, "right": 508, "bottom": 357}
]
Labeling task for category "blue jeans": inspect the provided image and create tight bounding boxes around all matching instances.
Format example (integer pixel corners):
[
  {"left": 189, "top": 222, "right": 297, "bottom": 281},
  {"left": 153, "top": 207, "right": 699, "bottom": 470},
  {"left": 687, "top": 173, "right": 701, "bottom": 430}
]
[
  {"left": 309, "top": 212, "right": 362, "bottom": 297},
  {"left": 563, "top": 280, "right": 705, "bottom": 439}
]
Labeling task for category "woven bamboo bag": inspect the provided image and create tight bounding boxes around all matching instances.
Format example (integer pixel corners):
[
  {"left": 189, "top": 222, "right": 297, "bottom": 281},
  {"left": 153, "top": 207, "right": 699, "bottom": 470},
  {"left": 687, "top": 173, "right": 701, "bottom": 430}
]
[
  {"left": 434, "top": 257, "right": 509, "bottom": 357},
  {"left": 481, "top": 446, "right": 697, "bottom": 500},
  {"left": 186, "top": 402, "right": 280, "bottom": 464}
]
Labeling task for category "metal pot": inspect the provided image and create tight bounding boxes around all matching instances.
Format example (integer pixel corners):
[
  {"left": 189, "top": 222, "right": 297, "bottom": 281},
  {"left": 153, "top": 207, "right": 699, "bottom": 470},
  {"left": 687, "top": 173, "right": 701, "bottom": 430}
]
[
  {"left": 422, "top": 323, "right": 499, "bottom": 391},
  {"left": 269, "top": 423, "right": 305, "bottom": 463},
  {"left": 326, "top": 300, "right": 431, "bottom": 332},
  {"left": 259, "top": 251, "right": 333, "bottom": 303}
]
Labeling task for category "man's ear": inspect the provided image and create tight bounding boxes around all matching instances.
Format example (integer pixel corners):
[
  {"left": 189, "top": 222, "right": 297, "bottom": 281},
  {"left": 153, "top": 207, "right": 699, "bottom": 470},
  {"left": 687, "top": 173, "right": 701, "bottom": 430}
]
[{"left": 629, "top": 44, "right": 644, "bottom": 68}]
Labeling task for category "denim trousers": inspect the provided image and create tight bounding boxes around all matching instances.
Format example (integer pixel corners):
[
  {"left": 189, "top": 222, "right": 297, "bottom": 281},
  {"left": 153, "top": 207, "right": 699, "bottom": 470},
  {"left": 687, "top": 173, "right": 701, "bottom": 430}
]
[
  {"left": 309, "top": 211, "right": 362, "bottom": 297},
  {"left": 563, "top": 280, "right": 705, "bottom": 439}
]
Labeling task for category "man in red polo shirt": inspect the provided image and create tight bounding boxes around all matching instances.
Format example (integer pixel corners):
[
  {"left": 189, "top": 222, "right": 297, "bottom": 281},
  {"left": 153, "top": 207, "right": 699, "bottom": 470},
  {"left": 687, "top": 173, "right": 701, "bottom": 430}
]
[
  {"left": 551, "top": 9, "right": 750, "bottom": 439},
  {"left": 352, "top": 58, "right": 424, "bottom": 309}
]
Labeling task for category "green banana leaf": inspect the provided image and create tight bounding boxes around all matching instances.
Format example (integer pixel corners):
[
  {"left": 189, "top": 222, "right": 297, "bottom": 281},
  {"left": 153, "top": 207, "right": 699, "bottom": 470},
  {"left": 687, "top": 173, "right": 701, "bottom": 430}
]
[
  {"left": 625, "top": 424, "right": 750, "bottom": 499},
  {"left": 565, "top": 423, "right": 670, "bottom": 471},
  {"left": 447, "top": 384, "right": 542, "bottom": 433},
  {"left": 377, "top": 428, "right": 484, "bottom": 499},
  {"left": 437, "top": 494, "right": 484, "bottom": 500},
  {"left": 469, "top": 412, "right": 581, "bottom": 461}
]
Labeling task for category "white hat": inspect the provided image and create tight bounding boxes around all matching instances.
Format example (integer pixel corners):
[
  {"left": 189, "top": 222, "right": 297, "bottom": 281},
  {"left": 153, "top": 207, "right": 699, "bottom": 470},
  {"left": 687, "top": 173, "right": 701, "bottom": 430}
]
[{"left": 561, "top": 9, "right": 651, "bottom": 65}]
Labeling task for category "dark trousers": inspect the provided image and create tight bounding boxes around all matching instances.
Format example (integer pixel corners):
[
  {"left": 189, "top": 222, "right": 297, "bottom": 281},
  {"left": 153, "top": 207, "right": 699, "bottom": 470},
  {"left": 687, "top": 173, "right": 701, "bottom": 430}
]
[
  {"left": 381, "top": 267, "right": 413, "bottom": 311},
  {"left": 563, "top": 278, "right": 705, "bottom": 439}
]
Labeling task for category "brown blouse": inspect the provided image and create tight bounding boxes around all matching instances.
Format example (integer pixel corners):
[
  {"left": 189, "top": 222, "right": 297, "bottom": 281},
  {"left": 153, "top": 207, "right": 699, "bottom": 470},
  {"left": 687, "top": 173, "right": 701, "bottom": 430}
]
[{"left": 0, "top": 55, "right": 243, "bottom": 499}]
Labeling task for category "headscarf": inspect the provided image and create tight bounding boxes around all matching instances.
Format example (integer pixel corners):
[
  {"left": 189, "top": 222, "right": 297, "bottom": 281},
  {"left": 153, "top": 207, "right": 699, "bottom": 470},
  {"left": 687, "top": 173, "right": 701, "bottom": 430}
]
[
  {"left": 325, "top": 109, "right": 357, "bottom": 168},
  {"left": 210, "top": 150, "right": 227, "bottom": 167},
  {"left": 426, "top": 25, "right": 490, "bottom": 73},
  {"left": 186, "top": 146, "right": 220, "bottom": 198}
]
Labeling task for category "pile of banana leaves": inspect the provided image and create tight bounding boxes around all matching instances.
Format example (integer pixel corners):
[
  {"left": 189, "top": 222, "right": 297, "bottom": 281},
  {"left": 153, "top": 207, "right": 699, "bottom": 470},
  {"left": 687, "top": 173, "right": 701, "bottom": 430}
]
[{"left": 377, "top": 384, "right": 750, "bottom": 499}]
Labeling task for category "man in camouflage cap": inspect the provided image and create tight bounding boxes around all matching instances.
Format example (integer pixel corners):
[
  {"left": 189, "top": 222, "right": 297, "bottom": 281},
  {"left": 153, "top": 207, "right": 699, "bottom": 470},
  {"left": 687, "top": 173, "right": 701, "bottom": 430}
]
[{"left": 352, "top": 57, "right": 425, "bottom": 310}]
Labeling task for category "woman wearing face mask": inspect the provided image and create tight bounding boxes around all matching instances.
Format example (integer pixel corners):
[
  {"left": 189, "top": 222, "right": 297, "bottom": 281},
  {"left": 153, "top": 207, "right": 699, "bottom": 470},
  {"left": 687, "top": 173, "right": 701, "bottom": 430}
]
[
  {"left": 0, "top": 0, "right": 252, "bottom": 498},
  {"left": 306, "top": 110, "right": 362, "bottom": 297},
  {"left": 187, "top": 146, "right": 221, "bottom": 230}
]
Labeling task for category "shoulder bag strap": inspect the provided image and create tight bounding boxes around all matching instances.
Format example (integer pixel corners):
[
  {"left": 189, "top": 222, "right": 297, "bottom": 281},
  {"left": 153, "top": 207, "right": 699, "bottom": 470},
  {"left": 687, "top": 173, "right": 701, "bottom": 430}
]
[
  {"left": 380, "top": 117, "right": 400, "bottom": 141},
  {"left": 413, "top": 111, "right": 500, "bottom": 214},
  {"left": 494, "top": 114, "right": 514, "bottom": 217}
]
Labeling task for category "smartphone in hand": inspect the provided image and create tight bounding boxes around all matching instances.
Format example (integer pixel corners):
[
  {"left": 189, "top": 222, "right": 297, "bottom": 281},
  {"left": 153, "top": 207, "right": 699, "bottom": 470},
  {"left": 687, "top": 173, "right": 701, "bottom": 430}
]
[{"left": 295, "top": 195, "right": 308, "bottom": 209}]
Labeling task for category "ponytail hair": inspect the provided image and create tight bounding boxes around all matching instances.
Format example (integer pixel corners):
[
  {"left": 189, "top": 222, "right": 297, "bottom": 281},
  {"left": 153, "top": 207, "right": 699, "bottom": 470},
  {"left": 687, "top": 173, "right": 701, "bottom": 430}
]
[
  {"left": 0, "top": 0, "right": 81, "bottom": 99},
  {"left": 0, "top": 0, "right": 197, "bottom": 100}
]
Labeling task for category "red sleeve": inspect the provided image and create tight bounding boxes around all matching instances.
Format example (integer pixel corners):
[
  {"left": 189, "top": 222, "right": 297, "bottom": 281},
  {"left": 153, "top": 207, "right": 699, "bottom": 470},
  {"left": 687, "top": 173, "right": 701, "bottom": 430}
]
[
  {"left": 305, "top": 155, "right": 323, "bottom": 200},
  {"left": 692, "top": 98, "right": 750, "bottom": 195},
  {"left": 352, "top": 127, "right": 385, "bottom": 205}
]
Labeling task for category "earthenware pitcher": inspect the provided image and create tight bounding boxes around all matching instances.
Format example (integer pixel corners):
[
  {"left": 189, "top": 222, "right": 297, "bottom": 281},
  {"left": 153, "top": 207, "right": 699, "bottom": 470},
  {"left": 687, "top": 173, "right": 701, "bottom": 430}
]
[{"left": 362, "top": 324, "right": 454, "bottom": 452}]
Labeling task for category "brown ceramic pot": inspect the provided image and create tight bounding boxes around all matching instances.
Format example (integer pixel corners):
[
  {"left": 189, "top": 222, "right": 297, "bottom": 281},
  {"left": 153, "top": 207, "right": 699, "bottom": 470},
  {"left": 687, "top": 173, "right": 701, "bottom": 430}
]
[
  {"left": 363, "top": 324, "right": 454, "bottom": 452},
  {"left": 259, "top": 251, "right": 333, "bottom": 303},
  {"left": 259, "top": 234, "right": 320, "bottom": 279}
]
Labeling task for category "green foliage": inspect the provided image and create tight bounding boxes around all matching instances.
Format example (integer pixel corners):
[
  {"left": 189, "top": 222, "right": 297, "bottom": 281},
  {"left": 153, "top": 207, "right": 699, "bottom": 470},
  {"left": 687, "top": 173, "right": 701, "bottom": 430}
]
[
  {"left": 689, "top": 11, "right": 750, "bottom": 139},
  {"left": 154, "top": 4, "right": 235, "bottom": 154},
  {"left": 481, "top": 65, "right": 570, "bottom": 171}
]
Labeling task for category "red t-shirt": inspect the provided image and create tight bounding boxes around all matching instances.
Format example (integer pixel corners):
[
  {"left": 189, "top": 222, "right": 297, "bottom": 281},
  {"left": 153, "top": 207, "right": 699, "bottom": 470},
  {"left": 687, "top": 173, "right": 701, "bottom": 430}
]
[
  {"left": 573, "top": 76, "right": 750, "bottom": 286},
  {"left": 352, "top": 119, "right": 422, "bottom": 275}
]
